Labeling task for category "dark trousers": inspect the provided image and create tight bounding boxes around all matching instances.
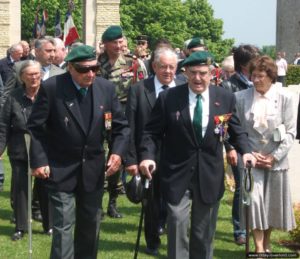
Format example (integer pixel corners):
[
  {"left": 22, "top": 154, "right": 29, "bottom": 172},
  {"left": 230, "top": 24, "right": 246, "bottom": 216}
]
[
  {"left": 49, "top": 183, "right": 103, "bottom": 259},
  {"left": 0, "top": 159, "right": 4, "bottom": 185},
  {"left": 231, "top": 154, "right": 246, "bottom": 239},
  {"left": 144, "top": 173, "right": 161, "bottom": 249},
  {"left": 10, "top": 159, "right": 52, "bottom": 232}
]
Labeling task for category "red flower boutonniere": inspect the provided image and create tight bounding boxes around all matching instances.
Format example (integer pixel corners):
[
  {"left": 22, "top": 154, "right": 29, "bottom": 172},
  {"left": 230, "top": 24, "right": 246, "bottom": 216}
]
[{"left": 214, "top": 113, "right": 232, "bottom": 142}]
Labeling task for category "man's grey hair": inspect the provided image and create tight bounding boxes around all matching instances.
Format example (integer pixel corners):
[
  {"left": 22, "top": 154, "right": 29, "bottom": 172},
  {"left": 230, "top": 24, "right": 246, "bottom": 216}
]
[
  {"left": 17, "top": 60, "right": 41, "bottom": 84},
  {"left": 153, "top": 47, "right": 178, "bottom": 64},
  {"left": 35, "top": 37, "right": 56, "bottom": 49},
  {"left": 9, "top": 43, "right": 23, "bottom": 54}
]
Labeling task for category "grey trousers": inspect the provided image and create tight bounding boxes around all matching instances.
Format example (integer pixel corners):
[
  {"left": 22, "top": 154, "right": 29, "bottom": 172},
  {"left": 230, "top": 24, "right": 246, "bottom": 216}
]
[
  {"left": 166, "top": 184, "right": 220, "bottom": 259},
  {"left": 49, "top": 186, "right": 103, "bottom": 259}
]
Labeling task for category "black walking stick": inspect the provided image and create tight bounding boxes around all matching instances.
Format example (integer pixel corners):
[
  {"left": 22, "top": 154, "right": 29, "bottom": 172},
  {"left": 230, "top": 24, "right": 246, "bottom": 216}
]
[
  {"left": 133, "top": 178, "right": 150, "bottom": 259},
  {"left": 243, "top": 160, "right": 253, "bottom": 258}
]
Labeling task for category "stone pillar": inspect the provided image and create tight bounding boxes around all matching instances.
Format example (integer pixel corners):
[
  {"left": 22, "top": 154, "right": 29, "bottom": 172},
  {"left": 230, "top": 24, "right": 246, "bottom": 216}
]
[
  {"left": 276, "top": 0, "right": 300, "bottom": 63},
  {"left": 83, "top": 0, "right": 120, "bottom": 47},
  {"left": 0, "top": 0, "right": 21, "bottom": 57}
]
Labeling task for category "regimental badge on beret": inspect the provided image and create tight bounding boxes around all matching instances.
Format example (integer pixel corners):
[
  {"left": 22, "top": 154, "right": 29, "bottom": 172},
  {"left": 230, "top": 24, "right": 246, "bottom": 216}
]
[
  {"left": 102, "top": 25, "right": 123, "bottom": 42},
  {"left": 136, "top": 35, "right": 148, "bottom": 42},
  {"left": 65, "top": 45, "right": 96, "bottom": 62},
  {"left": 182, "top": 51, "right": 214, "bottom": 67}
]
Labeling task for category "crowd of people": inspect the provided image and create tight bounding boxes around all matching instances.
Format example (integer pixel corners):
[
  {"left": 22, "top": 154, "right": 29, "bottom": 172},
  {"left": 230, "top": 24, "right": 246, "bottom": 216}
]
[{"left": 0, "top": 25, "right": 298, "bottom": 259}]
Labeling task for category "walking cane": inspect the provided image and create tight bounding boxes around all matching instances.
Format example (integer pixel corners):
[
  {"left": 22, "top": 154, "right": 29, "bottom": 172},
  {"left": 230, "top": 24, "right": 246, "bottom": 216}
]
[
  {"left": 24, "top": 133, "right": 32, "bottom": 259},
  {"left": 133, "top": 178, "right": 150, "bottom": 259},
  {"left": 243, "top": 160, "right": 253, "bottom": 258}
]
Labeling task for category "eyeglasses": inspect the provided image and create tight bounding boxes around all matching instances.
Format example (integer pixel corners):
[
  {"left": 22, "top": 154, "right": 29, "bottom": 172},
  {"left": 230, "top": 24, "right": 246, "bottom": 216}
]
[
  {"left": 72, "top": 63, "right": 100, "bottom": 74},
  {"left": 140, "top": 55, "right": 149, "bottom": 58}
]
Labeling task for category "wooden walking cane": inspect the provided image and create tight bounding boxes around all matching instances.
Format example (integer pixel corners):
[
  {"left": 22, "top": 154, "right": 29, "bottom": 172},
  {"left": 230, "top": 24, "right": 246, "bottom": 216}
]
[
  {"left": 243, "top": 160, "right": 253, "bottom": 258},
  {"left": 24, "top": 133, "right": 32, "bottom": 259}
]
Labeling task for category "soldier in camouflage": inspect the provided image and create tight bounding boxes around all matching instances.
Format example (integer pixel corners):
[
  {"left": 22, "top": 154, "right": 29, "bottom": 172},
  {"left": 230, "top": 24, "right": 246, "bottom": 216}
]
[{"left": 98, "top": 25, "right": 147, "bottom": 218}]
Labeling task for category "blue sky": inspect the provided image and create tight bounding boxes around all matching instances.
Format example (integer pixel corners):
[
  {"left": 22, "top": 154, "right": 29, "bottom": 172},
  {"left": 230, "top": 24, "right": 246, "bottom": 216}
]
[{"left": 208, "top": 0, "right": 276, "bottom": 47}]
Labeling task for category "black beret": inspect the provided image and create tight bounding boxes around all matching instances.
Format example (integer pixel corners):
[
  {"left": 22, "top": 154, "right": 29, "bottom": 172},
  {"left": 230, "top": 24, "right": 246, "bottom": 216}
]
[
  {"left": 182, "top": 51, "right": 214, "bottom": 67},
  {"left": 65, "top": 45, "right": 96, "bottom": 62},
  {"left": 102, "top": 25, "right": 123, "bottom": 42},
  {"left": 187, "top": 37, "right": 205, "bottom": 49}
]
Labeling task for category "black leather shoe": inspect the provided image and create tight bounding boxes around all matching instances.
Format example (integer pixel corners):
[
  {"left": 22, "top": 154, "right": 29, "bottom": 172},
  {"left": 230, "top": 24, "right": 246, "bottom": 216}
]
[
  {"left": 11, "top": 231, "right": 24, "bottom": 241},
  {"left": 145, "top": 247, "right": 158, "bottom": 256},
  {"left": 107, "top": 206, "right": 123, "bottom": 218}
]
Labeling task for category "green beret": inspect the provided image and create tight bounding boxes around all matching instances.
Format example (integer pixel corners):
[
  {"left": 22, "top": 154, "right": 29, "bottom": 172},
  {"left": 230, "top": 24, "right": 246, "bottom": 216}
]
[
  {"left": 65, "top": 45, "right": 96, "bottom": 62},
  {"left": 102, "top": 25, "right": 123, "bottom": 42},
  {"left": 187, "top": 37, "right": 205, "bottom": 49},
  {"left": 182, "top": 51, "right": 214, "bottom": 67}
]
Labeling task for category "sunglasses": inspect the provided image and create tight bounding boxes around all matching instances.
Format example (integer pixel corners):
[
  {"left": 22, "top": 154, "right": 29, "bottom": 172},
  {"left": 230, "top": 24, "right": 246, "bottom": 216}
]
[{"left": 72, "top": 63, "right": 100, "bottom": 74}]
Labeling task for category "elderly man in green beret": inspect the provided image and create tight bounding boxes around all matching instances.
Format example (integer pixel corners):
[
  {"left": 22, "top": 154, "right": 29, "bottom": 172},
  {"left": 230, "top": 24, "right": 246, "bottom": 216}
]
[
  {"left": 98, "top": 25, "right": 148, "bottom": 219},
  {"left": 28, "top": 45, "right": 130, "bottom": 259},
  {"left": 139, "top": 51, "right": 256, "bottom": 259}
]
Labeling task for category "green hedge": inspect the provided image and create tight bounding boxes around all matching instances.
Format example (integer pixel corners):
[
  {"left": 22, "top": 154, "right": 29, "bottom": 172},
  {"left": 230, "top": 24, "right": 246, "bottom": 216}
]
[{"left": 286, "top": 65, "right": 300, "bottom": 85}]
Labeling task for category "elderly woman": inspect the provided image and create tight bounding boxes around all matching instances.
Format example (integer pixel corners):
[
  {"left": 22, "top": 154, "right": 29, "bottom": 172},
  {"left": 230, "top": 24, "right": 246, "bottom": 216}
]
[
  {"left": 235, "top": 55, "right": 296, "bottom": 253},
  {"left": 0, "top": 60, "right": 52, "bottom": 240}
]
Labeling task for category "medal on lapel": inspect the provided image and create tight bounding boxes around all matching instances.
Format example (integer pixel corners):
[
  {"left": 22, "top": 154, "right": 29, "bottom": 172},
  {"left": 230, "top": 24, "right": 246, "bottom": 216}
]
[
  {"left": 214, "top": 113, "right": 232, "bottom": 142},
  {"left": 104, "top": 112, "right": 112, "bottom": 130}
]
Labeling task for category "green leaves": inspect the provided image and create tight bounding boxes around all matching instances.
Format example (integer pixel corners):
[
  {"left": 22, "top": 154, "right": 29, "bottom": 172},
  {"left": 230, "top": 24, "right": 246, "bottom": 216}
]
[{"left": 120, "top": 0, "right": 234, "bottom": 62}]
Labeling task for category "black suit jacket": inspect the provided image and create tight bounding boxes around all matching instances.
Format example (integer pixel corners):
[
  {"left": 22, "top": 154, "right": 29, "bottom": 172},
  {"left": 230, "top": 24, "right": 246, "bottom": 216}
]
[
  {"left": 0, "top": 86, "right": 32, "bottom": 160},
  {"left": 139, "top": 84, "right": 250, "bottom": 205},
  {"left": 0, "top": 56, "right": 14, "bottom": 85},
  {"left": 27, "top": 72, "right": 130, "bottom": 192},
  {"left": 125, "top": 77, "right": 183, "bottom": 166}
]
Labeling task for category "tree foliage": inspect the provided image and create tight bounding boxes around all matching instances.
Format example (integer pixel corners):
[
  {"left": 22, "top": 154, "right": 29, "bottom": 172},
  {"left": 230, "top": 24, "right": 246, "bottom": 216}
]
[
  {"left": 261, "top": 45, "right": 276, "bottom": 59},
  {"left": 120, "top": 0, "right": 234, "bottom": 62},
  {"left": 21, "top": 0, "right": 83, "bottom": 42}
]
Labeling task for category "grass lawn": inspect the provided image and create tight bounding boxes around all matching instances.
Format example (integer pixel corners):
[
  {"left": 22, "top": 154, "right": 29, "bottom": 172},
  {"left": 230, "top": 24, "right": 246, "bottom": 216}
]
[{"left": 0, "top": 154, "right": 295, "bottom": 259}]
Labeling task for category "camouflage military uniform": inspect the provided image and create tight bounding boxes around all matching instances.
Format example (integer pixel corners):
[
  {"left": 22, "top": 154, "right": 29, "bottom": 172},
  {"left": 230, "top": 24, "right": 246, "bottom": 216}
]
[
  {"left": 98, "top": 52, "right": 147, "bottom": 218},
  {"left": 98, "top": 52, "right": 147, "bottom": 104}
]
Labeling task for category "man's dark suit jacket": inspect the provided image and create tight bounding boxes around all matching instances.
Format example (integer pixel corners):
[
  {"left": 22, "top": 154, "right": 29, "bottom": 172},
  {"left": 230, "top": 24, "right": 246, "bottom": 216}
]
[
  {"left": 0, "top": 56, "right": 14, "bottom": 85},
  {"left": 139, "top": 84, "right": 250, "bottom": 205},
  {"left": 125, "top": 77, "right": 183, "bottom": 166},
  {"left": 27, "top": 72, "right": 130, "bottom": 192}
]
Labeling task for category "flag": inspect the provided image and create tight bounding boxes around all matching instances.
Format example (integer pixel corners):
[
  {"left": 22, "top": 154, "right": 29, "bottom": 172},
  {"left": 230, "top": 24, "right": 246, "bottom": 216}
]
[
  {"left": 64, "top": 11, "right": 80, "bottom": 46},
  {"left": 54, "top": 10, "right": 62, "bottom": 38},
  {"left": 32, "top": 12, "right": 41, "bottom": 38},
  {"left": 40, "top": 9, "right": 48, "bottom": 37}
]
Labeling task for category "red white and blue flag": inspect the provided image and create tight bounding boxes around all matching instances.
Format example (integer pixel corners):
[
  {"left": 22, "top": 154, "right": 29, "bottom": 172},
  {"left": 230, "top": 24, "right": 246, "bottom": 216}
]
[
  {"left": 64, "top": 10, "right": 80, "bottom": 46},
  {"left": 54, "top": 9, "right": 63, "bottom": 38},
  {"left": 40, "top": 9, "right": 48, "bottom": 37}
]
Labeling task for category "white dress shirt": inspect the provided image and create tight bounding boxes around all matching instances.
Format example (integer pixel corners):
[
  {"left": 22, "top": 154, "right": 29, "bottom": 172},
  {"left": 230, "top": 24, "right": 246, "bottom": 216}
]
[{"left": 154, "top": 76, "right": 176, "bottom": 98}]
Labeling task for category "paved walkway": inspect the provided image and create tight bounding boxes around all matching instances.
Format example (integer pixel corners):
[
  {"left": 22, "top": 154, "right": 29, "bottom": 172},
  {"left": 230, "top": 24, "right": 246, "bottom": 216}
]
[{"left": 285, "top": 85, "right": 300, "bottom": 204}]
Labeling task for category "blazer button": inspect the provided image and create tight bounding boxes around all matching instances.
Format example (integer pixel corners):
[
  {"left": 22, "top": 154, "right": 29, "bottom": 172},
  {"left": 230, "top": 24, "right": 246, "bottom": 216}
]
[
  {"left": 82, "top": 158, "right": 86, "bottom": 163},
  {"left": 84, "top": 145, "right": 88, "bottom": 149}
]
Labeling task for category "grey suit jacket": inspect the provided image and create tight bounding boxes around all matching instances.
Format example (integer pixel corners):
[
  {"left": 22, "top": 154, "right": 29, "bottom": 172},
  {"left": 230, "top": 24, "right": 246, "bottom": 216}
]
[{"left": 235, "top": 85, "right": 295, "bottom": 170}]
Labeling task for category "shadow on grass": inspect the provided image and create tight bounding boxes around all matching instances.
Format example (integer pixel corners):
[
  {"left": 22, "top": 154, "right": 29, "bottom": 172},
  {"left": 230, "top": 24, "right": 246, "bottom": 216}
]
[
  {"left": 101, "top": 221, "right": 138, "bottom": 234},
  {"left": 214, "top": 248, "right": 245, "bottom": 259},
  {"left": 0, "top": 208, "right": 12, "bottom": 221},
  {"left": 98, "top": 239, "right": 168, "bottom": 258}
]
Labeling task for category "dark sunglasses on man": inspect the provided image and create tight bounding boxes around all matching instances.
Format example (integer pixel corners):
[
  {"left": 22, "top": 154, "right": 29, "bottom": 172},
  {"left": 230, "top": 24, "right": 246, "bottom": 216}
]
[{"left": 72, "top": 63, "right": 100, "bottom": 74}]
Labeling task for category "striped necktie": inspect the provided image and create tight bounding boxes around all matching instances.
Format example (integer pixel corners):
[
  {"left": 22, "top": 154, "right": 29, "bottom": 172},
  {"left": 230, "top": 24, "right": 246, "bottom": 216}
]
[{"left": 193, "top": 94, "right": 202, "bottom": 143}]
